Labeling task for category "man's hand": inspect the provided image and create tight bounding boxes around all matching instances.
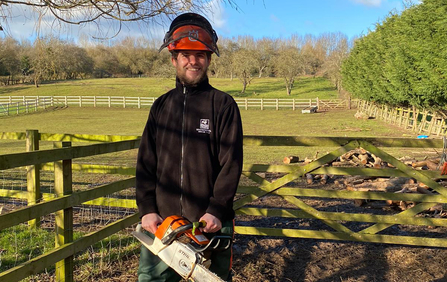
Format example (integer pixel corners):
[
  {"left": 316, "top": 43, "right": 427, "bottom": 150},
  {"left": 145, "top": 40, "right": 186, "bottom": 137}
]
[
  {"left": 141, "top": 213, "right": 163, "bottom": 234},
  {"left": 199, "top": 213, "right": 222, "bottom": 233}
]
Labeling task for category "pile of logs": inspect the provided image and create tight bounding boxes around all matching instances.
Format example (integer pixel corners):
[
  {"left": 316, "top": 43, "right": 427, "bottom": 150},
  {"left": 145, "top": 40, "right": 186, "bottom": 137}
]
[
  {"left": 283, "top": 149, "right": 446, "bottom": 213},
  {"left": 340, "top": 175, "right": 445, "bottom": 211},
  {"left": 331, "top": 148, "right": 387, "bottom": 168}
]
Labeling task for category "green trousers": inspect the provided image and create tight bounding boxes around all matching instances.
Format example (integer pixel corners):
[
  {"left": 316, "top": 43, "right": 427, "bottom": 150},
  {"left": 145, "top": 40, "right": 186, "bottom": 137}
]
[{"left": 137, "top": 221, "right": 234, "bottom": 282}]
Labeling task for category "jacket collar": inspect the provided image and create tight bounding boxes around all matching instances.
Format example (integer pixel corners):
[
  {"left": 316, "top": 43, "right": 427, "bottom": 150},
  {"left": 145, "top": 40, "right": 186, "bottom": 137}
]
[{"left": 175, "top": 76, "right": 212, "bottom": 95}]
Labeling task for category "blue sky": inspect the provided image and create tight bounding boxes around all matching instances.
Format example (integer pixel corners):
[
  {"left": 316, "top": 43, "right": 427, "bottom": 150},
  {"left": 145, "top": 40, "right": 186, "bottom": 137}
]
[
  {"left": 210, "top": 0, "right": 405, "bottom": 40},
  {"left": 1, "top": 0, "right": 409, "bottom": 43}
]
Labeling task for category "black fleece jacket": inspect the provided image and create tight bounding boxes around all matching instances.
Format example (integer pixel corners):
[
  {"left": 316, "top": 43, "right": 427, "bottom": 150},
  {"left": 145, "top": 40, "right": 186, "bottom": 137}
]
[{"left": 136, "top": 77, "right": 243, "bottom": 222}]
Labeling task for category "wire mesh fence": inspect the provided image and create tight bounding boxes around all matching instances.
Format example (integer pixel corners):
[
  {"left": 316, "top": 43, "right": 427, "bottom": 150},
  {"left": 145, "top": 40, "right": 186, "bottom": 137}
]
[{"left": 0, "top": 169, "right": 140, "bottom": 281}]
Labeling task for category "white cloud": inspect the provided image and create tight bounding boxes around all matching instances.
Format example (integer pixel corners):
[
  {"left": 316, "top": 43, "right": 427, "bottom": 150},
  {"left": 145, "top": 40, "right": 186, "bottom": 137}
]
[
  {"left": 203, "top": 0, "right": 227, "bottom": 29},
  {"left": 351, "top": 0, "right": 383, "bottom": 7},
  {"left": 270, "top": 14, "right": 280, "bottom": 23}
]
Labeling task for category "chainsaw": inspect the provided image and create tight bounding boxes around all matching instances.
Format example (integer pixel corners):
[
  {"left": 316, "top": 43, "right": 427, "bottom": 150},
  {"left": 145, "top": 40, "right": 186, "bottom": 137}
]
[{"left": 132, "top": 215, "right": 232, "bottom": 282}]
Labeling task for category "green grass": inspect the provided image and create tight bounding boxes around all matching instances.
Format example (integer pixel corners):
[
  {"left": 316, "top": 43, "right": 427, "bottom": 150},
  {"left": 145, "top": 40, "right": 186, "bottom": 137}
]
[
  {"left": 0, "top": 107, "right": 421, "bottom": 164},
  {"left": 0, "top": 76, "right": 338, "bottom": 99}
]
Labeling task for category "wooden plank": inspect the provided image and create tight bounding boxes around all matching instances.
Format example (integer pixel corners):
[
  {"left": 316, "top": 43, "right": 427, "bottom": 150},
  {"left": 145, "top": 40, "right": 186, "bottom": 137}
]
[
  {"left": 0, "top": 213, "right": 139, "bottom": 282},
  {"left": 0, "top": 177, "right": 135, "bottom": 230},
  {"left": 0, "top": 139, "right": 140, "bottom": 170},
  {"left": 236, "top": 207, "right": 447, "bottom": 227},
  {"left": 54, "top": 142, "right": 74, "bottom": 282},
  {"left": 358, "top": 202, "right": 435, "bottom": 235},
  {"left": 40, "top": 133, "right": 140, "bottom": 143},
  {"left": 26, "top": 129, "right": 41, "bottom": 229},
  {"left": 0, "top": 132, "right": 27, "bottom": 140},
  {"left": 283, "top": 195, "right": 354, "bottom": 234},
  {"left": 234, "top": 226, "right": 447, "bottom": 248},
  {"left": 0, "top": 189, "right": 137, "bottom": 209},
  {"left": 243, "top": 136, "right": 442, "bottom": 148},
  {"left": 236, "top": 186, "right": 447, "bottom": 203},
  {"left": 41, "top": 163, "right": 136, "bottom": 176},
  {"left": 241, "top": 165, "right": 447, "bottom": 179}
]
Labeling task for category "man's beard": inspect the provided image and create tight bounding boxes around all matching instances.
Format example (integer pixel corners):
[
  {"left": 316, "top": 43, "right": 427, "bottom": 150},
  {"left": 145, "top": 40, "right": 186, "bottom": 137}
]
[{"left": 177, "top": 69, "right": 208, "bottom": 87}]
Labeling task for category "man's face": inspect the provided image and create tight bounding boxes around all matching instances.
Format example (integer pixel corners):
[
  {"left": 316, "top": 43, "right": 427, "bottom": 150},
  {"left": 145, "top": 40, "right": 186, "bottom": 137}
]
[{"left": 172, "top": 50, "right": 211, "bottom": 86}]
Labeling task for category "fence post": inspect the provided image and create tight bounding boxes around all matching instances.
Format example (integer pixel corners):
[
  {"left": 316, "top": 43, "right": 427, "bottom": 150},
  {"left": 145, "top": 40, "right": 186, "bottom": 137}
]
[
  {"left": 138, "top": 97, "right": 141, "bottom": 109},
  {"left": 317, "top": 97, "right": 320, "bottom": 110},
  {"left": 123, "top": 97, "right": 126, "bottom": 108},
  {"left": 94, "top": 96, "right": 97, "bottom": 108},
  {"left": 261, "top": 98, "right": 264, "bottom": 110},
  {"left": 54, "top": 141, "right": 74, "bottom": 282},
  {"left": 65, "top": 96, "right": 68, "bottom": 107},
  {"left": 79, "top": 96, "right": 82, "bottom": 107},
  {"left": 108, "top": 96, "right": 111, "bottom": 108},
  {"left": 26, "top": 129, "right": 41, "bottom": 229},
  {"left": 245, "top": 98, "right": 248, "bottom": 110}
]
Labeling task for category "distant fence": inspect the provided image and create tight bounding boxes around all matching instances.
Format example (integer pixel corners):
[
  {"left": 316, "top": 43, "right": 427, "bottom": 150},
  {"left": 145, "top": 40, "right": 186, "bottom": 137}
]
[
  {"left": 0, "top": 96, "right": 358, "bottom": 115},
  {"left": 0, "top": 98, "right": 54, "bottom": 116},
  {"left": 357, "top": 100, "right": 447, "bottom": 136}
]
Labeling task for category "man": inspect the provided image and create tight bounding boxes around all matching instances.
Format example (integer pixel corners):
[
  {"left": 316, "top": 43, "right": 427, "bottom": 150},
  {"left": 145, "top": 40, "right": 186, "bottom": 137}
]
[{"left": 136, "top": 13, "right": 243, "bottom": 282}]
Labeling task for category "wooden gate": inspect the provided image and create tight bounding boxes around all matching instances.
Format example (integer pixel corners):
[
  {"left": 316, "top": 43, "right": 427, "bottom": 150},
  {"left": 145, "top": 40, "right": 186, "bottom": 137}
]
[{"left": 235, "top": 136, "right": 447, "bottom": 248}]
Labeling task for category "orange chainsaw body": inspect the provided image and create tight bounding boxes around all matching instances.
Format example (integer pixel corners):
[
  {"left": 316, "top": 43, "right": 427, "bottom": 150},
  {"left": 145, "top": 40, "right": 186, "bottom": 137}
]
[{"left": 155, "top": 215, "right": 210, "bottom": 246}]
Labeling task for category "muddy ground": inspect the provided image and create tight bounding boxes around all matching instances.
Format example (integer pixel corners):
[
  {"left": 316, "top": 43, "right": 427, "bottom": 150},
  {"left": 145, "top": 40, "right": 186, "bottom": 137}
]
[
  {"left": 91, "top": 177, "right": 447, "bottom": 282},
  {"left": 3, "top": 173, "right": 447, "bottom": 282}
]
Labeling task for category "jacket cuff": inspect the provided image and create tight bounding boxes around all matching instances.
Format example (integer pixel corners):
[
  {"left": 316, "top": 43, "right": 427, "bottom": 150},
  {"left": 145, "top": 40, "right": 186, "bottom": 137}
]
[{"left": 137, "top": 198, "right": 159, "bottom": 218}]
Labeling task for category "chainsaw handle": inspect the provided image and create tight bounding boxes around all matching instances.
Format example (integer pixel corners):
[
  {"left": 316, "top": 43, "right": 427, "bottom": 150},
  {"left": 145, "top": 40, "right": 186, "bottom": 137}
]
[
  {"left": 192, "top": 235, "right": 232, "bottom": 253},
  {"left": 161, "top": 223, "right": 195, "bottom": 245}
]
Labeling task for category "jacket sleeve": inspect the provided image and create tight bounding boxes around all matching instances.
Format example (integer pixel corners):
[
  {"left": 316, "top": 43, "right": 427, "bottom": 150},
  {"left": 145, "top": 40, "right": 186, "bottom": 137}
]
[
  {"left": 206, "top": 101, "right": 243, "bottom": 221},
  {"left": 136, "top": 108, "right": 159, "bottom": 218}
]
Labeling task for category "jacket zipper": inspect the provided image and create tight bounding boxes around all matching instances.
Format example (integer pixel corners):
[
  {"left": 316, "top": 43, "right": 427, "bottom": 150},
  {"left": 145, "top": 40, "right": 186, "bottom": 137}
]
[{"left": 180, "top": 86, "right": 187, "bottom": 216}]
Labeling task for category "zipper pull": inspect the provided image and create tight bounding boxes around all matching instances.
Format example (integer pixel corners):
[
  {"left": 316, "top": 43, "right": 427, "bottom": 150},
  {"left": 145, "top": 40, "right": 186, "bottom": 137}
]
[{"left": 183, "top": 86, "right": 186, "bottom": 94}]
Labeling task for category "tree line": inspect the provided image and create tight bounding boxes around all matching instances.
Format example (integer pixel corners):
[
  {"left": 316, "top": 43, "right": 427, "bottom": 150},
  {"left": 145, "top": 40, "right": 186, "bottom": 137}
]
[
  {"left": 341, "top": 0, "right": 447, "bottom": 111},
  {"left": 0, "top": 33, "right": 351, "bottom": 95}
]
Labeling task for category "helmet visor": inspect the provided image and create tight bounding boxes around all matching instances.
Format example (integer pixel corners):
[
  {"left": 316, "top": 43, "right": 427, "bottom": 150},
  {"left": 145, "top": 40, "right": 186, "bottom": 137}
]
[{"left": 160, "top": 25, "right": 220, "bottom": 56}]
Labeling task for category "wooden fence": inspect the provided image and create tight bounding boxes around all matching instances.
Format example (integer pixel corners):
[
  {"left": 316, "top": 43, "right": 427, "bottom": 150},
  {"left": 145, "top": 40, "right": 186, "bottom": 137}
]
[
  {"left": 1, "top": 131, "right": 447, "bottom": 281},
  {"left": 357, "top": 100, "right": 447, "bottom": 136},
  {"left": 0, "top": 98, "right": 54, "bottom": 116},
  {"left": 0, "top": 96, "right": 357, "bottom": 113}
]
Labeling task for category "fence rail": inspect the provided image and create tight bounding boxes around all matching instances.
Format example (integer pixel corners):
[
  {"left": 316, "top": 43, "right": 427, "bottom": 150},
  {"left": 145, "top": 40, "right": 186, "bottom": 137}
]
[
  {"left": 1, "top": 131, "right": 446, "bottom": 282},
  {"left": 0, "top": 96, "right": 357, "bottom": 112},
  {"left": 357, "top": 100, "right": 447, "bottom": 136},
  {"left": 0, "top": 98, "right": 53, "bottom": 116}
]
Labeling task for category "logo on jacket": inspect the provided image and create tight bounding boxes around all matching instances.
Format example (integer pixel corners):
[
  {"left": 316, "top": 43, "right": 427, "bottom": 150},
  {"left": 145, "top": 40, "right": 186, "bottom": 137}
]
[{"left": 196, "top": 119, "right": 211, "bottom": 134}]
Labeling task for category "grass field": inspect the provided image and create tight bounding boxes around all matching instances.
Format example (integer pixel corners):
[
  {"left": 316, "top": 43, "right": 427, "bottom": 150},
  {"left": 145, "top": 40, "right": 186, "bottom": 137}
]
[
  {"left": 0, "top": 106, "right": 421, "bottom": 164},
  {"left": 0, "top": 76, "right": 339, "bottom": 99}
]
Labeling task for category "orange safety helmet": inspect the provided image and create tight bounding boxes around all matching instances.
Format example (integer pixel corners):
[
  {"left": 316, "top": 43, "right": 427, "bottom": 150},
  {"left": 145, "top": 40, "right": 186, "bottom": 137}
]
[{"left": 159, "top": 13, "right": 220, "bottom": 56}]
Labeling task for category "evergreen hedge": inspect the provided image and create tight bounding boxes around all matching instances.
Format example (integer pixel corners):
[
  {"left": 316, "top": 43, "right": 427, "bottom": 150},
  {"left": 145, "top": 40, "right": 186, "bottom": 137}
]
[{"left": 341, "top": 0, "right": 447, "bottom": 110}]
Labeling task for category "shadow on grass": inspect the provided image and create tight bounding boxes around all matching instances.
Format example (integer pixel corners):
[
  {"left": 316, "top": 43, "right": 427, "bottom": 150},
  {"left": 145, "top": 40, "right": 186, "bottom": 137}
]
[{"left": 0, "top": 86, "right": 33, "bottom": 95}]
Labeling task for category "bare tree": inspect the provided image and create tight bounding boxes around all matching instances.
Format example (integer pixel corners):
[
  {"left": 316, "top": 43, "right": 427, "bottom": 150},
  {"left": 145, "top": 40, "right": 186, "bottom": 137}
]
[
  {"left": 232, "top": 48, "right": 257, "bottom": 94},
  {"left": 322, "top": 33, "right": 351, "bottom": 93},
  {"left": 254, "top": 37, "right": 276, "bottom": 78},
  {"left": 0, "top": 0, "right": 237, "bottom": 37},
  {"left": 210, "top": 38, "right": 238, "bottom": 79},
  {"left": 273, "top": 46, "right": 305, "bottom": 96}
]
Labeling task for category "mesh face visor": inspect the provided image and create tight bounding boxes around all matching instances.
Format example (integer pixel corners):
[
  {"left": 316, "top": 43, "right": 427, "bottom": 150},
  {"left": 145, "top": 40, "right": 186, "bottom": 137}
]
[{"left": 159, "top": 25, "right": 220, "bottom": 57}]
